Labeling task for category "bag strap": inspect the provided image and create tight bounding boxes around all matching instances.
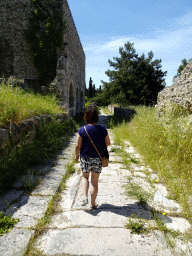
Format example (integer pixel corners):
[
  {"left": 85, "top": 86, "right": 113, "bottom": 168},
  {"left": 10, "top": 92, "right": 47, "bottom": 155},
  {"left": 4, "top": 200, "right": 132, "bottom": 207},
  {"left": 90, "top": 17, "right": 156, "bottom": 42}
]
[{"left": 84, "top": 126, "right": 102, "bottom": 160}]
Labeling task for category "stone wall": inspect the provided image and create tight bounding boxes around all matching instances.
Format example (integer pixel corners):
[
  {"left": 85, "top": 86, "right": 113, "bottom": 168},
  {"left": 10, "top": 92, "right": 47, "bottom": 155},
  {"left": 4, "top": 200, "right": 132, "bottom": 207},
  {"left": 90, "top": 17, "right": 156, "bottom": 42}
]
[
  {"left": 108, "top": 105, "right": 136, "bottom": 119},
  {"left": 0, "top": 0, "right": 85, "bottom": 116},
  {"left": 0, "top": 113, "right": 68, "bottom": 158},
  {"left": 54, "top": 0, "right": 85, "bottom": 116},
  {"left": 156, "top": 60, "right": 192, "bottom": 116}
]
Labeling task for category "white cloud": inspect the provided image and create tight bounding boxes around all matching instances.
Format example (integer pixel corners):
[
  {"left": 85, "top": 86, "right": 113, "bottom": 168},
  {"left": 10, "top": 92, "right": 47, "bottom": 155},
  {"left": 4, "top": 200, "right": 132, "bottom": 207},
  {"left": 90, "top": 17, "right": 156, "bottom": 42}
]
[{"left": 85, "top": 11, "right": 192, "bottom": 88}]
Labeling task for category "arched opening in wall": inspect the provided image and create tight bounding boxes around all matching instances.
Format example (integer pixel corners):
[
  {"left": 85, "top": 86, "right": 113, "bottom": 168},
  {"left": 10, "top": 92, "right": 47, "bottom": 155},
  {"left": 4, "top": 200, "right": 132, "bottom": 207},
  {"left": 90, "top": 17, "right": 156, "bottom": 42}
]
[
  {"left": 76, "top": 88, "right": 79, "bottom": 115},
  {"left": 69, "top": 83, "right": 74, "bottom": 116},
  {"left": 80, "top": 91, "right": 84, "bottom": 113}
]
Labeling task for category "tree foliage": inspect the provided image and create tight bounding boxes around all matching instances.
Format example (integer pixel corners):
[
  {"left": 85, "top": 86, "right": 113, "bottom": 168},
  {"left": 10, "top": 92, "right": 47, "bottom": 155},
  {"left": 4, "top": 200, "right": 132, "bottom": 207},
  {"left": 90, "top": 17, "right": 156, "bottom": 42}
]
[
  {"left": 173, "top": 58, "right": 192, "bottom": 81},
  {"left": 88, "top": 77, "right": 93, "bottom": 98},
  {"left": 101, "top": 41, "right": 167, "bottom": 106},
  {"left": 22, "top": 0, "right": 66, "bottom": 86}
]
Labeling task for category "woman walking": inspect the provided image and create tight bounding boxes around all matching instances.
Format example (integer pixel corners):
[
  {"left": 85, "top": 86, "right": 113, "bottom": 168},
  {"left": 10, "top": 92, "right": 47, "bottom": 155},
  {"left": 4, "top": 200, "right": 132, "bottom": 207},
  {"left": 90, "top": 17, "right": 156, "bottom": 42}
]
[{"left": 75, "top": 106, "right": 111, "bottom": 210}]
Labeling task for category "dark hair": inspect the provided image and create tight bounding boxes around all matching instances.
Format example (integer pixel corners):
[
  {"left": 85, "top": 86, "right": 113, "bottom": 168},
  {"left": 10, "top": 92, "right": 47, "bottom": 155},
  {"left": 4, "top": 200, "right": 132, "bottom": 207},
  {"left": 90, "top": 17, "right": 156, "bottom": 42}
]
[{"left": 84, "top": 106, "right": 99, "bottom": 124}]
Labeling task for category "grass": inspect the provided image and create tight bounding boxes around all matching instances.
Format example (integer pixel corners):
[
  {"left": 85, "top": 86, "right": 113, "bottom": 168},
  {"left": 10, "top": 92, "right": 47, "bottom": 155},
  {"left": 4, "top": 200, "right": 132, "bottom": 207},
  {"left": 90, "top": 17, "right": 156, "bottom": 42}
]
[
  {"left": 0, "top": 118, "right": 78, "bottom": 195},
  {"left": 0, "top": 82, "right": 65, "bottom": 126},
  {"left": 124, "top": 181, "right": 153, "bottom": 206},
  {"left": 0, "top": 212, "right": 19, "bottom": 236},
  {"left": 125, "top": 214, "right": 149, "bottom": 234},
  {"left": 103, "top": 105, "right": 192, "bottom": 252},
  {"left": 108, "top": 105, "right": 192, "bottom": 220}
]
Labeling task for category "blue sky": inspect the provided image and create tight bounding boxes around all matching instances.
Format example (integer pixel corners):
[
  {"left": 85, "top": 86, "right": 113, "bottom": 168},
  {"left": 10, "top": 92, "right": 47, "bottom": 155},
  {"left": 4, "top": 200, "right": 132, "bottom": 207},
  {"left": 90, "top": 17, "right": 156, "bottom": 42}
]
[{"left": 68, "top": 0, "right": 192, "bottom": 89}]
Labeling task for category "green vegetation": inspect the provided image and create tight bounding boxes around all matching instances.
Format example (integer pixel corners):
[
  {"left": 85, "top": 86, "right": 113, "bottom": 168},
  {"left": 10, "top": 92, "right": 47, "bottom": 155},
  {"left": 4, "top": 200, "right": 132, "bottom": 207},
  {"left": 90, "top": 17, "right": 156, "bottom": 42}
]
[
  {"left": 125, "top": 214, "right": 149, "bottom": 234},
  {"left": 96, "top": 41, "right": 167, "bottom": 106},
  {"left": 84, "top": 96, "right": 91, "bottom": 110},
  {"left": 173, "top": 57, "right": 192, "bottom": 81},
  {"left": 0, "top": 118, "right": 77, "bottom": 195},
  {"left": 0, "top": 82, "right": 78, "bottom": 195},
  {"left": 0, "top": 82, "right": 64, "bottom": 126},
  {"left": 110, "top": 106, "right": 192, "bottom": 219},
  {"left": 0, "top": 212, "right": 19, "bottom": 236},
  {"left": 84, "top": 96, "right": 100, "bottom": 113},
  {"left": 124, "top": 181, "right": 153, "bottom": 206},
  {"left": 22, "top": 0, "right": 66, "bottom": 86}
]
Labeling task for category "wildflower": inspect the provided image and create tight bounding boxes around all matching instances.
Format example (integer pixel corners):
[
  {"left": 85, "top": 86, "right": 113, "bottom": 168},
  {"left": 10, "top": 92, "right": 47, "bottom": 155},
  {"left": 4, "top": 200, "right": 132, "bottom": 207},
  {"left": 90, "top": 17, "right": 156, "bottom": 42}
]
[
  {"left": 163, "top": 212, "right": 166, "bottom": 215},
  {"left": 156, "top": 180, "right": 159, "bottom": 183},
  {"left": 160, "top": 146, "right": 162, "bottom": 149}
]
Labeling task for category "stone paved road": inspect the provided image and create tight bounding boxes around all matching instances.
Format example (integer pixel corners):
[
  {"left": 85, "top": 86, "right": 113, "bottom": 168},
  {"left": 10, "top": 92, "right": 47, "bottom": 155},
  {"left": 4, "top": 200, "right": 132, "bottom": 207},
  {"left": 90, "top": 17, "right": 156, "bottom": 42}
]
[{"left": 0, "top": 110, "right": 192, "bottom": 255}]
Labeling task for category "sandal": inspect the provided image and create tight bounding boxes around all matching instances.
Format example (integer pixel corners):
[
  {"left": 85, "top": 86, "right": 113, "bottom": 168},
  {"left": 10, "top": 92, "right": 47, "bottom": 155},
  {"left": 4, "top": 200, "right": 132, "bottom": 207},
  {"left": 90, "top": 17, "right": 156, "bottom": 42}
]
[
  {"left": 81, "top": 198, "right": 88, "bottom": 206},
  {"left": 90, "top": 204, "right": 98, "bottom": 210}
]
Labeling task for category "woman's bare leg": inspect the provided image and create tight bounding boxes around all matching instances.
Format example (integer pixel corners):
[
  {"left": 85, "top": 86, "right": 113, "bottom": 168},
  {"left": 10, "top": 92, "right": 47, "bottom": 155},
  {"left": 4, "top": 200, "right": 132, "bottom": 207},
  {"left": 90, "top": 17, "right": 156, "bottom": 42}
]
[
  {"left": 91, "top": 171, "right": 100, "bottom": 207},
  {"left": 81, "top": 171, "right": 90, "bottom": 199}
]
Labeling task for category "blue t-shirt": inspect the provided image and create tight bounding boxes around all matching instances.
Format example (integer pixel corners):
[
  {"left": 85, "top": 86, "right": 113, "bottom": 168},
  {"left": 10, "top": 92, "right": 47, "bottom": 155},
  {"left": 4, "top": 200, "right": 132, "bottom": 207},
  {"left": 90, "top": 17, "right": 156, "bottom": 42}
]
[{"left": 78, "top": 124, "right": 108, "bottom": 158}]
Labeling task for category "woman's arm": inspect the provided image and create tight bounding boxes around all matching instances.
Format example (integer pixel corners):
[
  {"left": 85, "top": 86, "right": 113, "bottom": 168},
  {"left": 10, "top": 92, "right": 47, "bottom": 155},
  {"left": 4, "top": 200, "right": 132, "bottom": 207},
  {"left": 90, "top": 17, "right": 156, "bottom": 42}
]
[
  {"left": 105, "top": 134, "right": 111, "bottom": 147},
  {"left": 75, "top": 134, "right": 82, "bottom": 162}
]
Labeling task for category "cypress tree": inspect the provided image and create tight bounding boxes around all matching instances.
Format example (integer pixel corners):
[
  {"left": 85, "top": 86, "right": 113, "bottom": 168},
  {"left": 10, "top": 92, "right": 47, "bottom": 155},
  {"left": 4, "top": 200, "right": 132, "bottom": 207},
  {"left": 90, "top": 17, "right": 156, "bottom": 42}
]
[{"left": 89, "top": 77, "right": 93, "bottom": 98}]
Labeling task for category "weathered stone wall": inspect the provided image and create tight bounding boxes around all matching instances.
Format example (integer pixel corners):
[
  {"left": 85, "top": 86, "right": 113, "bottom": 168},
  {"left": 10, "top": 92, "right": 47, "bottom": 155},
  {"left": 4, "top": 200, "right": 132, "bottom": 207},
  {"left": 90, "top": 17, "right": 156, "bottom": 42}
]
[
  {"left": 0, "top": 113, "right": 68, "bottom": 158},
  {"left": 108, "top": 105, "right": 136, "bottom": 119},
  {"left": 0, "top": 0, "right": 38, "bottom": 80},
  {"left": 156, "top": 60, "right": 192, "bottom": 116},
  {"left": 0, "top": 0, "right": 85, "bottom": 116},
  {"left": 54, "top": 0, "right": 85, "bottom": 116}
]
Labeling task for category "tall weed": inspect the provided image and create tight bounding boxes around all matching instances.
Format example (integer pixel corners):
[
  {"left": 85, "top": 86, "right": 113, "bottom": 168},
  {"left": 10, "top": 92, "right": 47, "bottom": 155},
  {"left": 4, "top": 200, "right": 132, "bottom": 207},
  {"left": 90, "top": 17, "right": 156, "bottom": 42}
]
[
  {"left": 0, "top": 83, "right": 64, "bottom": 126},
  {"left": 0, "top": 119, "right": 77, "bottom": 194},
  {"left": 112, "top": 106, "right": 192, "bottom": 217}
]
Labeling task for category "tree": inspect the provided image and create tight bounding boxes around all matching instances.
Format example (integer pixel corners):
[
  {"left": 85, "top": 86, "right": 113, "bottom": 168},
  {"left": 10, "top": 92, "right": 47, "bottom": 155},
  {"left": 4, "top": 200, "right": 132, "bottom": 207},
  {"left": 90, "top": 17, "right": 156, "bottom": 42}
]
[
  {"left": 88, "top": 77, "right": 93, "bottom": 98},
  {"left": 93, "top": 84, "right": 96, "bottom": 97},
  {"left": 173, "top": 58, "right": 192, "bottom": 81},
  {"left": 102, "top": 41, "right": 167, "bottom": 105},
  {"left": 85, "top": 83, "right": 89, "bottom": 97}
]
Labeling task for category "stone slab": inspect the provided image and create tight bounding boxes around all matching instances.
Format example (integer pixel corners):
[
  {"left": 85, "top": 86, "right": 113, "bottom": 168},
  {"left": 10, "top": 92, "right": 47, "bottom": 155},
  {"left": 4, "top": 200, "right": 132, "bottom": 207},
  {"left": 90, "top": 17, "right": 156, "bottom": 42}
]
[
  {"left": 50, "top": 207, "right": 154, "bottom": 229},
  {"left": 59, "top": 187, "right": 79, "bottom": 211},
  {"left": 131, "top": 177, "right": 155, "bottom": 194},
  {"left": 147, "top": 190, "right": 182, "bottom": 214},
  {"left": 66, "top": 173, "right": 81, "bottom": 187},
  {"left": 174, "top": 237, "right": 192, "bottom": 256},
  {"left": 128, "top": 163, "right": 146, "bottom": 171},
  {"left": 31, "top": 168, "right": 66, "bottom": 195},
  {"left": 101, "top": 163, "right": 127, "bottom": 171},
  {"left": 124, "top": 146, "right": 135, "bottom": 153},
  {"left": 134, "top": 171, "right": 146, "bottom": 178},
  {"left": 156, "top": 213, "right": 191, "bottom": 233},
  {"left": 76, "top": 182, "right": 127, "bottom": 197},
  {"left": 4, "top": 195, "right": 51, "bottom": 224},
  {"left": 35, "top": 228, "right": 172, "bottom": 256},
  {"left": 0, "top": 189, "right": 24, "bottom": 212},
  {"left": 150, "top": 173, "right": 159, "bottom": 181},
  {"left": 73, "top": 163, "right": 81, "bottom": 172},
  {"left": 73, "top": 194, "right": 141, "bottom": 210},
  {"left": 14, "top": 215, "right": 38, "bottom": 228},
  {"left": 109, "top": 156, "right": 123, "bottom": 162},
  {"left": 116, "top": 169, "right": 132, "bottom": 178},
  {"left": 99, "top": 175, "right": 130, "bottom": 184},
  {"left": 108, "top": 152, "right": 116, "bottom": 156},
  {"left": 0, "top": 228, "right": 35, "bottom": 256},
  {"left": 124, "top": 141, "right": 132, "bottom": 146}
]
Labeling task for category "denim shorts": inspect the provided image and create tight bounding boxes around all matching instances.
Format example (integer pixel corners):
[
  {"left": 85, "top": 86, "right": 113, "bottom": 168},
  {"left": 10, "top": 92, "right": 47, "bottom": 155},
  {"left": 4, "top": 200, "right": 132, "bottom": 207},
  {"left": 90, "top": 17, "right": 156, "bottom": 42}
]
[{"left": 80, "top": 157, "right": 102, "bottom": 173}]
